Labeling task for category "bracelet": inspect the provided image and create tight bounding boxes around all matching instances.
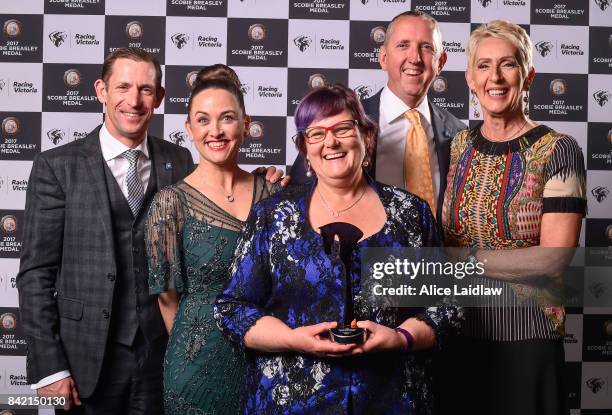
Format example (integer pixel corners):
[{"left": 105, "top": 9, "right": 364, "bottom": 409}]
[
  {"left": 394, "top": 327, "right": 414, "bottom": 352},
  {"left": 466, "top": 246, "right": 479, "bottom": 265}
]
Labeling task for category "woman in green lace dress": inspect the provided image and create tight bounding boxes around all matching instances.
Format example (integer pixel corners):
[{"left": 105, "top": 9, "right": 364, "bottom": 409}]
[{"left": 145, "top": 74, "right": 278, "bottom": 414}]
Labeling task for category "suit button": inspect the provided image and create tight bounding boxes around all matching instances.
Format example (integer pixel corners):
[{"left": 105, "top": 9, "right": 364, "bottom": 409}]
[
  {"left": 134, "top": 267, "right": 141, "bottom": 274},
  {"left": 107, "top": 273, "right": 115, "bottom": 282},
  {"left": 132, "top": 247, "right": 140, "bottom": 254},
  {"left": 102, "top": 309, "right": 110, "bottom": 319},
  {"left": 136, "top": 305, "right": 142, "bottom": 313}
]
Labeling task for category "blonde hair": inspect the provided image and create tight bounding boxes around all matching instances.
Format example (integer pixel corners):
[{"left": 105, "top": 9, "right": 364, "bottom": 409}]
[{"left": 467, "top": 20, "right": 533, "bottom": 78}]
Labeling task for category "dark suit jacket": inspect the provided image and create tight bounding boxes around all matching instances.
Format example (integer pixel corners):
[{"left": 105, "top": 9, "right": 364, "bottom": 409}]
[
  {"left": 290, "top": 89, "right": 466, "bottom": 219},
  {"left": 16, "top": 126, "right": 194, "bottom": 397}
]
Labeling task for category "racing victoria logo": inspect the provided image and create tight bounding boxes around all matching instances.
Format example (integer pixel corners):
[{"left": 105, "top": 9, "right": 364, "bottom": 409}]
[
  {"left": 593, "top": 90, "right": 611, "bottom": 107},
  {"left": 586, "top": 377, "right": 606, "bottom": 394},
  {"left": 594, "top": 0, "right": 610, "bottom": 11},
  {"left": 49, "top": 31, "right": 68, "bottom": 47},
  {"left": 591, "top": 185, "right": 610, "bottom": 202},
  {"left": 168, "top": 130, "right": 186, "bottom": 146},
  {"left": 477, "top": 0, "right": 494, "bottom": 7},
  {"left": 535, "top": 41, "right": 554, "bottom": 57},
  {"left": 171, "top": 33, "right": 190, "bottom": 50},
  {"left": 293, "top": 35, "right": 312, "bottom": 52},
  {"left": 354, "top": 85, "right": 372, "bottom": 100},
  {"left": 46, "top": 128, "right": 66, "bottom": 145}
]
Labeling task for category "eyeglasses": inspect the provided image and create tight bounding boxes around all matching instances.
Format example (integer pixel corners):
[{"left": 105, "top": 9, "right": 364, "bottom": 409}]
[{"left": 293, "top": 119, "right": 359, "bottom": 144}]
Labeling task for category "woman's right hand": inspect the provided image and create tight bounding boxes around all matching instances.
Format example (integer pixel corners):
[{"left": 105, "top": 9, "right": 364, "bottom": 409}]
[{"left": 289, "top": 322, "right": 357, "bottom": 357}]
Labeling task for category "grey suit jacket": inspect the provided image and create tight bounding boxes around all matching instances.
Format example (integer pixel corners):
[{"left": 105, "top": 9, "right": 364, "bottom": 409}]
[
  {"left": 16, "top": 126, "right": 194, "bottom": 397},
  {"left": 290, "top": 89, "right": 466, "bottom": 220}
]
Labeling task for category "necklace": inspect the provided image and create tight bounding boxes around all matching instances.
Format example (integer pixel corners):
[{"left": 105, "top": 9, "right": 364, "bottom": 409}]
[
  {"left": 482, "top": 118, "right": 529, "bottom": 142},
  {"left": 317, "top": 184, "right": 367, "bottom": 218},
  {"left": 196, "top": 168, "right": 235, "bottom": 202}
]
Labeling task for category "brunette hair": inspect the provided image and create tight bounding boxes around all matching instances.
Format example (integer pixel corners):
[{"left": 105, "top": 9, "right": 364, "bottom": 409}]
[
  {"left": 195, "top": 64, "right": 241, "bottom": 89},
  {"left": 100, "top": 47, "right": 162, "bottom": 91},
  {"left": 186, "top": 78, "right": 246, "bottom": 120}
]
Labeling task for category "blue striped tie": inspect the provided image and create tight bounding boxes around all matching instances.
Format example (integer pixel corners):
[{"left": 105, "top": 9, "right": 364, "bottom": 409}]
[{"left": 122, "top": 149, "right": 144, "bottom": 216}]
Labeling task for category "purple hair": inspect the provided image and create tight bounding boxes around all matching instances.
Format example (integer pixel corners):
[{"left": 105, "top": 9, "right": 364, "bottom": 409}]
[{"left": 293, "top": 83, "right": 377, "bottom": 157}]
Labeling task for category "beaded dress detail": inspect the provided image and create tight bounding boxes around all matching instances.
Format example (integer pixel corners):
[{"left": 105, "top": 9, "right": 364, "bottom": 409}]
[{"left": 146, "top": 175, "right": 278, "bottom": 414}]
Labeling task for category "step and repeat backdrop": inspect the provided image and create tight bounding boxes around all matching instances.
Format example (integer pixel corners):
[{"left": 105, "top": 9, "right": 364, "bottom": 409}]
[{"left": 0, "top": 0, "right": 611, "bottom": 413}]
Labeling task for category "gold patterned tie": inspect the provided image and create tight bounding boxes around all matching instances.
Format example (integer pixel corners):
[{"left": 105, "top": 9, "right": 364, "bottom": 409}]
[{"left": 403, "top": 109, "right": 436, "bottom": 214}]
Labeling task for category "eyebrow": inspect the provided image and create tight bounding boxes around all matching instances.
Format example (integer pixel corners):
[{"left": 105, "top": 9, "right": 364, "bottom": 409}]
[
  {"left": 394, "top": 39, "right": 432, "bottom": 45},
  {"left": 476, "top": 56, "right": 517, "bottom": 62},
  {"left": 114, "top": 81, "right": 155, "bottom": 89},
  {"left": 193, "top": 110, "right": 237, "bottom": 116}
]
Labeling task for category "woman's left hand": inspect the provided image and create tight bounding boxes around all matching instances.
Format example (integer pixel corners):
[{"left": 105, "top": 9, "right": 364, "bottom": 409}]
[{"left": 349, "top": 320, "right": 406, "bottom": 355}]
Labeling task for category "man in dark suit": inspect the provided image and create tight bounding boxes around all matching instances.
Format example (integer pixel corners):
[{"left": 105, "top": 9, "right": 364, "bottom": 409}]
[
  {"left": 291, "top": 11, "right": 465, "bottom": 220},
  {"left": 17, "top": 48, "right": 194, "bottom": 414}
]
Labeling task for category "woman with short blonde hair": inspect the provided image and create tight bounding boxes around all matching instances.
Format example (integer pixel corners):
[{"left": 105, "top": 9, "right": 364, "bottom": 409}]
[
  {"left": 441, "top": 19, "right": 586, "bottom": 415},
  {"left": 467, "top": 19, "right": 533, "bottom": 78}
]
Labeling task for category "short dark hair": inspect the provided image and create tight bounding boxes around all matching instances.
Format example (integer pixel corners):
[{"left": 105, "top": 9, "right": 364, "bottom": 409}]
[
  {"left": 195, "top": 64, "right": 241, "bottom": 89},
  {"left": 187, "top": 78, "right": 246, "bottom": 120},
  {"left": 293, "top": 83, "right": 377, "bottom": 158},
  {"left": 100, "top": 47, "right": 163, "bottom": 91}
]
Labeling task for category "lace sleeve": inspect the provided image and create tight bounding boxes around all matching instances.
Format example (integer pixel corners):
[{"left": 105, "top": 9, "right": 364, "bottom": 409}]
[
  {"left": 145, "top": 186, "right": 186, "bottom": 294},
  {"left": 252, "top": 173, "right": 283, "bottom": 204},
  {"left": 214, "top": 202, "right": 272, "bottom": 348}
]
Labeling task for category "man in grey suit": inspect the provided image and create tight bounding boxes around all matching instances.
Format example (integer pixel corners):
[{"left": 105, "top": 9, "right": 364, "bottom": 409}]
[
  {"left": 17, "top": 48, "right": 194, "bottom": 413},
  {"left": 291, "top": 10, "right": 465, "bottom": 220}
]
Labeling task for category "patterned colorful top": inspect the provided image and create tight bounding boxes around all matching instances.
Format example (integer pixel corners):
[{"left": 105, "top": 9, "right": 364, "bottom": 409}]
[
  {"left": 442, "top": 124, "right": 586, "bottom": 341},
  {"left": 214, "top": 178, "right": 463, "bottom": 415}
]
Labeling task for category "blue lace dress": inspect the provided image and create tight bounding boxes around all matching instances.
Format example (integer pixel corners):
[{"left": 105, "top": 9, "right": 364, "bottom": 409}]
[
  {"left": 146, "top": 175, "right": 278, "bottom": 414},
  {"left": 214, "top": 178, "right": 463, "bottom": 415}
]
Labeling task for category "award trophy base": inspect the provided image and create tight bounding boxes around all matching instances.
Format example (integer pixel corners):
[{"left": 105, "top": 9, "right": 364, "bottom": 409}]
[{"left": 329, "top": 327, "right": 367, "bottom": 344}]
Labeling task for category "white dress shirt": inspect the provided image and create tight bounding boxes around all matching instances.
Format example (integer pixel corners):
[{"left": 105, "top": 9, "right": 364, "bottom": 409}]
[
  {"left": 375, "top": 86, "right": 440, "bottom": 199},
  {"left": 31, "top": 124, "right": 150, "bottom": 390},
  {"left": 99, "top": 123, "right": 151, "bottom": 197}
]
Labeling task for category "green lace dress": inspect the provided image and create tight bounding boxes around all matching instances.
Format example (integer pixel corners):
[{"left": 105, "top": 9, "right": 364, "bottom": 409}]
[{"left": 145, "top": 175, "right": 278, "bottom": 414}]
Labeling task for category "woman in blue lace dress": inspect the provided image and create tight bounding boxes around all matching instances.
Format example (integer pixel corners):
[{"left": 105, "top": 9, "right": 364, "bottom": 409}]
[
  {"left": 214, "top": 84, "right": 463, "bottom": 414},
  {"left": 145, "top": 72, "right": 279, "bottom": 414}
]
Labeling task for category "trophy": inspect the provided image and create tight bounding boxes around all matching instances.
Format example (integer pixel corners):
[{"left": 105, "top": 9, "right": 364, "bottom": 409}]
[{"left": 320, "top": 222, "right": 367, "bottom": 344}]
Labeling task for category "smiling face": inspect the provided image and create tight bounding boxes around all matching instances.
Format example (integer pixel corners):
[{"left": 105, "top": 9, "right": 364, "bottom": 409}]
[
  {"left": 467, "top": 36, "right": 534, "bottom": 118},
  {"left": 379, "top": 15, "right": 446, "bottom": 108},
  {"left": 305, "top": 110, "right": 366, "bottom": 184},
  {"left": 185, "top": 88, "right": 247, "bottom": 167},
  {"left": 94, "top": 58, "right": 163, "bottom": 146}
]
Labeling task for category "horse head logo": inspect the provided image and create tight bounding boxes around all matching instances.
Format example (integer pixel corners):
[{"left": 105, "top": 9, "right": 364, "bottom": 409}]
[
  {"left": 293, "top": 35, "right": 312, "bottom": 52},
  {"left": 535, "top": 41, "right": 554, "bottom": 57},
  {"left": 171, "top": 33, "right": 190, "bottom": 50}
]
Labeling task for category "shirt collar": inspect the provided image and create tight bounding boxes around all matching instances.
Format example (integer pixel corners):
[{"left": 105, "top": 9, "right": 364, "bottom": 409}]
[
  {"left": 99, "top": 123, "right": 150, "bottom": 162},
  {"left": 379, "top": 85, "right": 432, "bottom": 126}
]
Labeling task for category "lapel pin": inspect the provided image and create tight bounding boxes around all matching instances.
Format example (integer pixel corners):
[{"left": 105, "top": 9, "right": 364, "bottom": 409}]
[{"left": 164, "top": 161, "right": 173, "bottom": 170}]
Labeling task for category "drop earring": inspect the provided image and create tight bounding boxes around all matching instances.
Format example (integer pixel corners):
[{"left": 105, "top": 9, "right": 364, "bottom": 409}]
[
  {"left": 305, "top": 159, "right": 312, "bottom": 178},
  {"left": 523, "top": 90, "right": 530, "bottom": 116},
  {"left": 471, "top": 90, "right": 480, "bottom": 118}
]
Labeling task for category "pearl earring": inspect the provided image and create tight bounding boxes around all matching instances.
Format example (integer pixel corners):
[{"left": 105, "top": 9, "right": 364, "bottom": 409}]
[{"left": 305, "top": 159, "right": 312, "bottom": 178}]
